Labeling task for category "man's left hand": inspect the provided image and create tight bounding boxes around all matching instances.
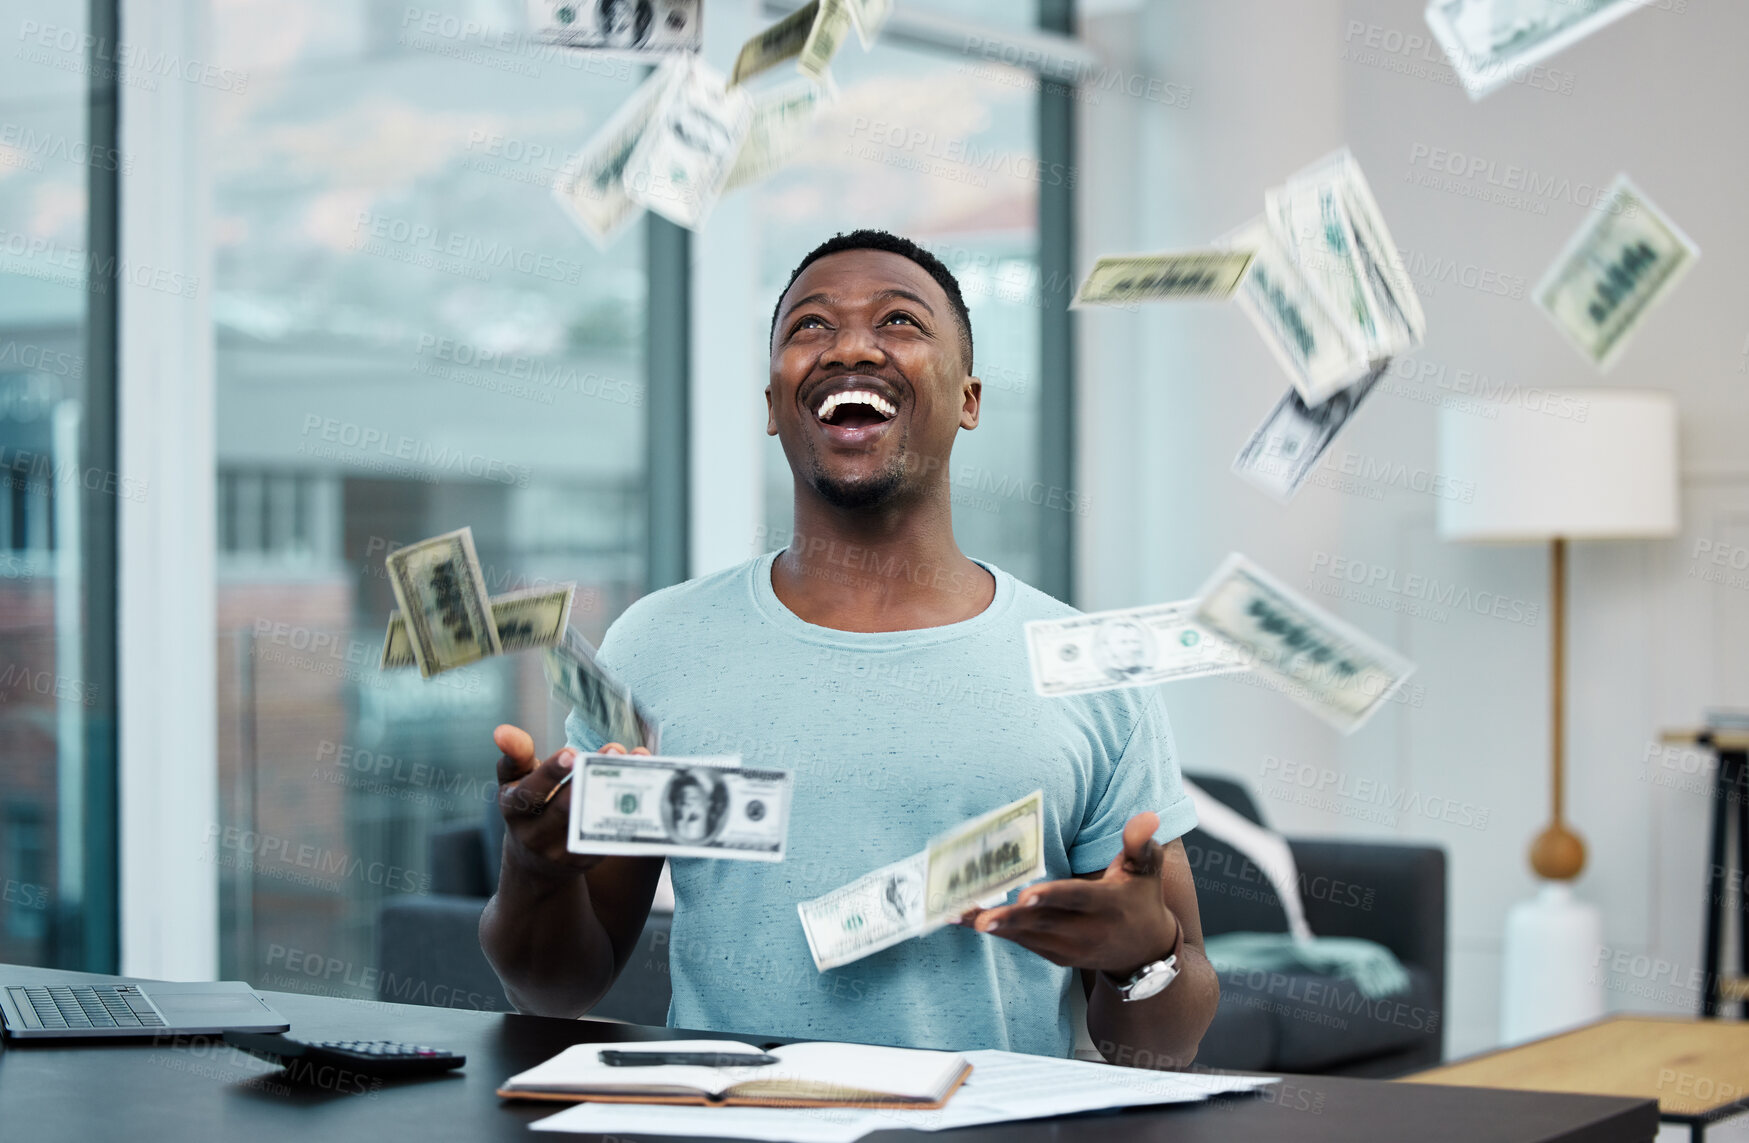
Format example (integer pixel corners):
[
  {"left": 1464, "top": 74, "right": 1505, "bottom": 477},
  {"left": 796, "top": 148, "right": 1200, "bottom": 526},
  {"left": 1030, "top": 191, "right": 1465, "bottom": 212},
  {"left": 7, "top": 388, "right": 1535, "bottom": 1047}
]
[{"left": 959, "top": 811, "right": 1179, "bottom": 978}]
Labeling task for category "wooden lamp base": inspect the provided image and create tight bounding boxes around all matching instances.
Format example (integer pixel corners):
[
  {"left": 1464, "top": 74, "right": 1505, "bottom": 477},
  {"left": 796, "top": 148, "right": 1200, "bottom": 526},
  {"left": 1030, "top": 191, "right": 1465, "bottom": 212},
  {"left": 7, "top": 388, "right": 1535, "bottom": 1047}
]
[{"left": 1530, "top": 822, "right": 1586, "bottom": 881}]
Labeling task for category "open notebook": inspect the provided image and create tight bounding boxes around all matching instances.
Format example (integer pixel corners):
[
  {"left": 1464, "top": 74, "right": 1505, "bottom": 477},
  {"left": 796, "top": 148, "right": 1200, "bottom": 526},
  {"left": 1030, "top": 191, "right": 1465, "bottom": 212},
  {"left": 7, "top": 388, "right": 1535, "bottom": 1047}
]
[{"left": 498, "top": 1040, "right": 972, "bottom": 1109}]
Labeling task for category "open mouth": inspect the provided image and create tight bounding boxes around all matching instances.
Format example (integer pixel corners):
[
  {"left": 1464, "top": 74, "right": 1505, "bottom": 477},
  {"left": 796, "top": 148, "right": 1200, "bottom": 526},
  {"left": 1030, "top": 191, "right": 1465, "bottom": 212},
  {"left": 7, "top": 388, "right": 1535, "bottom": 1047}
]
[{"left": 808, "top": 379, "right": 902, "bottom": 442}]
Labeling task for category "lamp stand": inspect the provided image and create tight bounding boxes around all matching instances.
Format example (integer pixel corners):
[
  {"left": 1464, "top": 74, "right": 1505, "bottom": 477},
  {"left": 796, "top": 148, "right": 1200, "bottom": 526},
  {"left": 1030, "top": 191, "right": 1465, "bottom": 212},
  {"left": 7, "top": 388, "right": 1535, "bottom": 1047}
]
[
  {"left": 1531, "top": 537, "right": 1586, "bottom": 880},
  {"left": 1498, "top": 535, "right": 1604, "bottom": 1045}
]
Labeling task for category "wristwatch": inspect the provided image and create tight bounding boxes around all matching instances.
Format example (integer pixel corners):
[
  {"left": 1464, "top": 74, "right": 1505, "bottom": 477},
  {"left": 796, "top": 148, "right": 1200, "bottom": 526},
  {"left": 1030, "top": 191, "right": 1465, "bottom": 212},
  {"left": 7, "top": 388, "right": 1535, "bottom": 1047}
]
[{"left": 1104, "top": 918, "right": 1184, "bottom": 1003}]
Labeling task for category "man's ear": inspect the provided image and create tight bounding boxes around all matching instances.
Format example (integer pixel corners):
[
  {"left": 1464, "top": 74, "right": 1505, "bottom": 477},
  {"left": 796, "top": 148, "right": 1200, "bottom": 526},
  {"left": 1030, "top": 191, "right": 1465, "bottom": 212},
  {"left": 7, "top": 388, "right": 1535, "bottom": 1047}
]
[
  {"left": 765, "top": 384, "right": 778, "bottom": 436},
  {"left": 960, "top": 376, "right": 982, "bottom": 431}
]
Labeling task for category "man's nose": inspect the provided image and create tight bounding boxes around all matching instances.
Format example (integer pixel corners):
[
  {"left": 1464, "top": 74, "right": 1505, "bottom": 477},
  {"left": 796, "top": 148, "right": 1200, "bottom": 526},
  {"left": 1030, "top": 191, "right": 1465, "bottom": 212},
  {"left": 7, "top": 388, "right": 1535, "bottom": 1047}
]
[{"left": 824, "top": 322, "right": 885, "bottom": 369}]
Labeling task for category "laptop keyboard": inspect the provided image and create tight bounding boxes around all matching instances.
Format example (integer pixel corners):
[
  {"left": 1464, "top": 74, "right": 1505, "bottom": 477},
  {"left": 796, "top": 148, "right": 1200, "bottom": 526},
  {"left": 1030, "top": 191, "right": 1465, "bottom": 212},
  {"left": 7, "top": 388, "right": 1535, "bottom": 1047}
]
[{"left": 11, "top": 985, "right": 165, "bottom": 1030}]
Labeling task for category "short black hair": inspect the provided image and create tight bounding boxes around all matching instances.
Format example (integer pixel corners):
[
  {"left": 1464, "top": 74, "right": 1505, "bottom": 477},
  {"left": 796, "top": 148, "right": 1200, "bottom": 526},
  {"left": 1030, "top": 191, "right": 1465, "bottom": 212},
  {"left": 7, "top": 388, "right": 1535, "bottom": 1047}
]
[{"left": 770, "top": 229, "right": 973, "bottom": 373}]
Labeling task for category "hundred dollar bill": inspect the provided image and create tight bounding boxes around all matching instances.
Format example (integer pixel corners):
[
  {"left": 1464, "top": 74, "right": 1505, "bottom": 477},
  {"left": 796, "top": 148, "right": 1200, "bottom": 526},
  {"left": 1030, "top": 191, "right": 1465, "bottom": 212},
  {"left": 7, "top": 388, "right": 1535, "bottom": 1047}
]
[
  {"left": 1025, "top": 602, "right": 1248, "bottom": 698},
  {"left": 543, "top": 626, "right": 660, "bottom": 752},
  {"left": 1225, "top": 217, "right": 1371, "bottom": 407},
  {"left": 797, "top": 851, "right": 929, "bottom": 971},
  {"left": 527, "top": 0, "right": 702, "bottom": 53},
  {"left": 1266, "top": 150, "right": 1424, "bottom": 363},
  {"left": 731, "top": 1, "right": 815, "bottom": 86},
  {"left": 724, "top": 76, "right": 834, "bottom": 192},
  {"left": 382, "top": 527, "right": 501, "bottom": 678},
  {"left": 1425, "top": 0, "right": 1642, "bottom": 101},
  {"left": 924, "top": 789, "right": 1045, "bottom": 921},
  {"left": 1192, "top": 553, "right": 1415, "bottom": 734},
  {"left": 1070, "top": 250, "right": 1256, "bottom": 308},
  {"left": 380, "top": 584, "right": 575, "bottom": 670},
  {"left": 845, "top": 0, "right": 892, "bottom": 49},
  {"left": 624, "top": 56, "right": 753, "bottom": 230},
  {"left": 1232, "top": 358, "right": 1390, "bottom": 502},
  {"left": 797, "top": 0, "right": 854, "bottom": 81},
  {"left": 568, "top": 754, "right": 792, "bottom": 860},
  {"left": 552, "top": 58, "right": 683, "bottom": 247},
  {"left": 1534, "top": 174, "right": 1699, "bottom": 372}
]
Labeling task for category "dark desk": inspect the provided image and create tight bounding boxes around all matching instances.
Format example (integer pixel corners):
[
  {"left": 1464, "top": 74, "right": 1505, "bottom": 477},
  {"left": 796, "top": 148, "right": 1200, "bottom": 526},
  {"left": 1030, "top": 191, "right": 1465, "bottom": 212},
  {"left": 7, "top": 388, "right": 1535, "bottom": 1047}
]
[{"left": 0, "top": 965, "right": 1656, "bottom": 1143}]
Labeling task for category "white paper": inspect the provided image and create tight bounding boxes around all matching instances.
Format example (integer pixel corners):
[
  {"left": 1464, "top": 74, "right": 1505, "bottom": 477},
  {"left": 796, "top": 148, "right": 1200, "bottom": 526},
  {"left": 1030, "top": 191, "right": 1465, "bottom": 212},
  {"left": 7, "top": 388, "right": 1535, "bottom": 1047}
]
[{"left": 528, "top": 1049, "right": 1278, "bottom": 1140}]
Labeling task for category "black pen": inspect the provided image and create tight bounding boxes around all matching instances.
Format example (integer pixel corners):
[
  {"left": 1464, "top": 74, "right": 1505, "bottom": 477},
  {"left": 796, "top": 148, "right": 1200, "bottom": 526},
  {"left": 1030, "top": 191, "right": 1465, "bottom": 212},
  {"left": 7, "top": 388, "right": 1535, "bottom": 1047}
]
[{"left": 599, "top": 1050, "right": 780, "bottom": 1068}]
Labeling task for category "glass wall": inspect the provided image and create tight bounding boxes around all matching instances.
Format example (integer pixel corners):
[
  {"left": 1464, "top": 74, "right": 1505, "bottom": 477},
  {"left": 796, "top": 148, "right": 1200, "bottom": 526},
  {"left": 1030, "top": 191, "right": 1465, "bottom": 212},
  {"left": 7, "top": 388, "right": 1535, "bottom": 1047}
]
[
  {"left": 752, "top": 9, "right": 1059, "bottom": 587},
  {"left": 207, "top": 0, "right": 650, "bottom": 991},
  {"left": 0, "top": 0, "right": 119, "bottom": 970}
]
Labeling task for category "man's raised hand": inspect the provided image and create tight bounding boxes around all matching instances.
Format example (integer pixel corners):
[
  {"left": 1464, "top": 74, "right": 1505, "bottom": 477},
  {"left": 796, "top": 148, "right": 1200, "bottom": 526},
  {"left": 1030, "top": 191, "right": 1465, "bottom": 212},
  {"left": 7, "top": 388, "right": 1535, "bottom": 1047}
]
[{"left": 493, "top": 724, "right": 649, "bottom": 878}]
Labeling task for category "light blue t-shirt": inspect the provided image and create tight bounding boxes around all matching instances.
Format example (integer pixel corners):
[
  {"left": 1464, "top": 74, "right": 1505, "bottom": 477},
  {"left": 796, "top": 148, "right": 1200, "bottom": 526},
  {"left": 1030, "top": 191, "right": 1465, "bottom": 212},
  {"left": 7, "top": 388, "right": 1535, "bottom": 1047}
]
[{"left": 566, "top": 552, "right": 1196, "bottom": 1058}]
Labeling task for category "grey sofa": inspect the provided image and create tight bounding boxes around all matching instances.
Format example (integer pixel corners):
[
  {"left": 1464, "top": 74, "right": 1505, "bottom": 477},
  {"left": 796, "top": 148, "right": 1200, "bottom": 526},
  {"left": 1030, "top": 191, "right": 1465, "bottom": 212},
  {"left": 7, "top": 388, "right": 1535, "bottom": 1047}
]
[{"left": 378, "top": 773, "right": 1444, "bottom": 1074}]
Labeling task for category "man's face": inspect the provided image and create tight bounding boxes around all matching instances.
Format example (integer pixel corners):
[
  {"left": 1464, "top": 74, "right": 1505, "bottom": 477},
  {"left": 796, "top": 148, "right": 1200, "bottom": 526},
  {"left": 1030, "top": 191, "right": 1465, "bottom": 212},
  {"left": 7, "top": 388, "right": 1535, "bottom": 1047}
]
[{"left": 767, "top": 249, "right": 979, "bottom": 510}]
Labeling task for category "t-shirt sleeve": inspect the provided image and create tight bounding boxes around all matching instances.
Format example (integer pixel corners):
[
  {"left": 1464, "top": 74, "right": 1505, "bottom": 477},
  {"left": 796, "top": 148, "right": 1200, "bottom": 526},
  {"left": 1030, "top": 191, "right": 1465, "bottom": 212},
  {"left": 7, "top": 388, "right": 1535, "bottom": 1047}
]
[{"left": 1069, "top": 695, "right": 1197, "bottom": 874}]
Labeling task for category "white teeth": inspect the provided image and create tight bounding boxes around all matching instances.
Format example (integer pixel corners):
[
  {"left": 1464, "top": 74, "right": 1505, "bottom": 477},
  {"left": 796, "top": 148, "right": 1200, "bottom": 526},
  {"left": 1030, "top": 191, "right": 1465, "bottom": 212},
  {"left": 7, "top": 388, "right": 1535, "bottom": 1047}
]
[{"left": 817, "top": 389, "right": 896, "bottom": 423}]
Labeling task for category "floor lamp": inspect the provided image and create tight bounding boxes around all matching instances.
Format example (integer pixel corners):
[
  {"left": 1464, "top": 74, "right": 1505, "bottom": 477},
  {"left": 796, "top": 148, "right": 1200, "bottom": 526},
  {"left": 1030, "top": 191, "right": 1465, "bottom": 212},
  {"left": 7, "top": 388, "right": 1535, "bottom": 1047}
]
[{"left": 1438, "top": 389, "right": 1679, "bottom": 1046}]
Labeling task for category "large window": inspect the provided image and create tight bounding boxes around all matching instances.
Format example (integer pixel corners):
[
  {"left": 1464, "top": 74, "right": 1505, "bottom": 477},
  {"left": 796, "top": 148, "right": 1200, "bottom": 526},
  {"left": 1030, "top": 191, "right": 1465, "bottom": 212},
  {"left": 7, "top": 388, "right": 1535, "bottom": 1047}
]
[
  {"left": 0, "top": 0, "right": 121, "bottom": 971},
  {"left": 207, "top": 0, "right": 651, "bottom": 990},
  {"left": 751, "top": 2, "right": 1070, "bottom": 591}
]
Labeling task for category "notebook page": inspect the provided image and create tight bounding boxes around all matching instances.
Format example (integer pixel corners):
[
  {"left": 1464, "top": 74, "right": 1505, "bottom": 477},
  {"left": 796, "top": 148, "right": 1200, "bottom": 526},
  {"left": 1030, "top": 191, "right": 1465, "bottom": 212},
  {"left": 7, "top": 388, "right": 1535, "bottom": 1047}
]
[
  {"left": 503, "top": 1040, "right": 769, "bottom": 1097},
  {"left": 727, "top": 1042, "right": 966, "bottom": 1101}
]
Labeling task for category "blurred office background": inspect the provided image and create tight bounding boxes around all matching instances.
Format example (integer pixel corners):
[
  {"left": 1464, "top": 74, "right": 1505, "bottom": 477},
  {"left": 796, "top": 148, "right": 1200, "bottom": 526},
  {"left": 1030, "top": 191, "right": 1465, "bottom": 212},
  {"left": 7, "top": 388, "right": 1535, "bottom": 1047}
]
[{"left": 1, "top": 0, "right": 1745, "bottom": 1065}]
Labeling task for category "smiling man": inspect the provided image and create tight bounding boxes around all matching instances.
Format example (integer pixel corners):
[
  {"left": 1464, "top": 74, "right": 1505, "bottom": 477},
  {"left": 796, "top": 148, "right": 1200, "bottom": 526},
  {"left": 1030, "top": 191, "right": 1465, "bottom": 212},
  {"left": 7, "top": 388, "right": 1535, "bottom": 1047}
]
[{"left": 480, "top": 229, "right": 1217, "bottom": 1067}]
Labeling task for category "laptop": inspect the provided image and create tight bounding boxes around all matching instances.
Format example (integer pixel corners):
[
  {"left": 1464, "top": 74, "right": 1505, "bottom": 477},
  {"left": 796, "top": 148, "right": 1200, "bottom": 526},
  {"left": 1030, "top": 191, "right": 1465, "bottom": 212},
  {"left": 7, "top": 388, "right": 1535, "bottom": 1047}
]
[{"left": 0, "top": 980, "right": 290, "bottom": 1040}]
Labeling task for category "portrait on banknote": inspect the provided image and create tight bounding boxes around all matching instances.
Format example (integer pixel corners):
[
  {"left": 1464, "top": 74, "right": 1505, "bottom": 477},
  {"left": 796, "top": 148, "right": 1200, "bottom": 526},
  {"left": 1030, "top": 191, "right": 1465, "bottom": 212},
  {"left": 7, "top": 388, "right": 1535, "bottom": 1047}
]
[
  {"left": 662, "top": 768, "right": 730, "bottom": 845},
  {"left": 882, "top": 867, "right": 922, "bottom": 924},
  {"left": 1092, "top": 617, "right": 1157, "bottom": 682}
]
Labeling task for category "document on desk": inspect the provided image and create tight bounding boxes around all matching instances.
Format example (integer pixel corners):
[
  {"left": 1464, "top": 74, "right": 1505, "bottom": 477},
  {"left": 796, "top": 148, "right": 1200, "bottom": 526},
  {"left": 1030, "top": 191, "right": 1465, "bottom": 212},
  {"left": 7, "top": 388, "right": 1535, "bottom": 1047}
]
[{"left": 529, "top": 1048, "right": 1278, "bottom": 1141}]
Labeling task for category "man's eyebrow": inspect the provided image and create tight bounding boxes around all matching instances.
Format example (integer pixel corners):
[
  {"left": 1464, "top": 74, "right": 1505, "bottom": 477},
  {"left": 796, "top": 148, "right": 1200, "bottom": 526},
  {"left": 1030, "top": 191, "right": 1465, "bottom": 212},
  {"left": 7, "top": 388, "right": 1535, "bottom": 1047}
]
[{"left": 778, "top": 287, "right": 938, "bottom": 325}]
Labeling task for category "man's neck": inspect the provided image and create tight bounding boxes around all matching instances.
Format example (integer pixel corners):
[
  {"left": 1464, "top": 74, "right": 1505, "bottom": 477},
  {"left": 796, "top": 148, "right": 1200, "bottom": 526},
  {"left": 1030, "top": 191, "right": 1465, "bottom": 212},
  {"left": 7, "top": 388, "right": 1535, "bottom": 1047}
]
[{"left": 770, "top": 485, "right": 996, "bottom": 633}]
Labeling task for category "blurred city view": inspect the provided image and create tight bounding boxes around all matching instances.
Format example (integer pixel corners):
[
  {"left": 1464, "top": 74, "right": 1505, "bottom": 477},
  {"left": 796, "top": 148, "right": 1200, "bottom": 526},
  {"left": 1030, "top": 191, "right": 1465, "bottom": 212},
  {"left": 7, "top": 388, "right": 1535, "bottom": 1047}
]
[{"left": 0, "top": 0, "right": 1057, "bottom": 993}]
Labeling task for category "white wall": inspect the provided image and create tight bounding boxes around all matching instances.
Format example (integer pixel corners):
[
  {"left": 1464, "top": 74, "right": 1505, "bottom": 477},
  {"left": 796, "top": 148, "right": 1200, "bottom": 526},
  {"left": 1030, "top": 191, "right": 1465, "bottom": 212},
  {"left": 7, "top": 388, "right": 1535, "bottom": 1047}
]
[{"left": 1080, "top": 0, "right": 1749, "bottom": 1058}]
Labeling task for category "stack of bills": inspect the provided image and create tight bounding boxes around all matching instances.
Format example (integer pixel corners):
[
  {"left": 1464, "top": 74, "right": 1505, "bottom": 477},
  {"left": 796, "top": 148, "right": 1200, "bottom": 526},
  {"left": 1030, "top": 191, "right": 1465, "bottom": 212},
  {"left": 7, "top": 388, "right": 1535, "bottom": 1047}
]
[
  {"left": 1024, "top": 553, "right": 1414, "bottom": 735},
  {"left": 1073, "top": 149, "right": 1422, "bottom": 503},
  {"left": 542, "top": 626, "right": 661, "bottom": 753},
  {"left": 381, "top": 527, "right": 574, "bottom": 678},
  {"left": 798, "top": 790, "right": 1045, "bottom": 970}
]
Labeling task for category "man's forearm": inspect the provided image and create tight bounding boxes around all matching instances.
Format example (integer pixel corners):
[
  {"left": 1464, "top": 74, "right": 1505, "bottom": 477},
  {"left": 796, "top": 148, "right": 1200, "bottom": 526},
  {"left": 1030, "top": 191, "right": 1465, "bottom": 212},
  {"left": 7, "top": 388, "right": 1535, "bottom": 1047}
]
[
  {"left": 478, "top": 845, "right": 619, "bottom": 1018},
  {"left": 1086, "top": 944, "right": 1220, "bottom": 1070}
]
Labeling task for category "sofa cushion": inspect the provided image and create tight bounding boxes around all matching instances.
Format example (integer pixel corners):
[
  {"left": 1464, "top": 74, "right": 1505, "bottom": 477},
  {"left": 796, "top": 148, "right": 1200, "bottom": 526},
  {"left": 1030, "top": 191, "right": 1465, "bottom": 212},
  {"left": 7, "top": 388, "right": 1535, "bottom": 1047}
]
[{"left": 1215, "top": 963, "right": 1440, "bottom": 1074}]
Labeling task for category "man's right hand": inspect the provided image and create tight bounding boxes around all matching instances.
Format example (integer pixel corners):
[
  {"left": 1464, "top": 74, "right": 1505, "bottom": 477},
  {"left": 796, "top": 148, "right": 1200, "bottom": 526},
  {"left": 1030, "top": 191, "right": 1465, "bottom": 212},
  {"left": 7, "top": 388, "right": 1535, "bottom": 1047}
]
[{"left": 493, "top": 724, "right": 649, "bottom": 880}]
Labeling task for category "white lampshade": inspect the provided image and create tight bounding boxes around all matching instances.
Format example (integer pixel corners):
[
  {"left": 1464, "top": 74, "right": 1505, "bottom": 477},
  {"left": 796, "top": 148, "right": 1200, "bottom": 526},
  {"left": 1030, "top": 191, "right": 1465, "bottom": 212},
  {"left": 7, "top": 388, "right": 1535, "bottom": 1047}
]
[{"left": 1438, "top": 389, "right": 1679, "bottom": 542}]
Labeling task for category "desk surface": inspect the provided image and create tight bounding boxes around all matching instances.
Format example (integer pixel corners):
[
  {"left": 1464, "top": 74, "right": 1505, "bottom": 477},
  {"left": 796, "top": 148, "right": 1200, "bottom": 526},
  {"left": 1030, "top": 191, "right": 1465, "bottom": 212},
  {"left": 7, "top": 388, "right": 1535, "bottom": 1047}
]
[
  {"left": 1408, "top": 1015, "right": 1749, "bottom": 1121},
  {"left": 0, "top": 965, "right": 1656, "bottom": 1143}
]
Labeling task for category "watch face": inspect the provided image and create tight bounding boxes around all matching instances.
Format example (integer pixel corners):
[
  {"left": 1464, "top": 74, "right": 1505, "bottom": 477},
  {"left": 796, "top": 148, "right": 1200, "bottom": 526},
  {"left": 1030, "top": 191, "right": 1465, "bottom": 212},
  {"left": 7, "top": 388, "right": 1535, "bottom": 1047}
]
[{"left": 1125, "top": 959, "right": 1178, "bottom": 1002}]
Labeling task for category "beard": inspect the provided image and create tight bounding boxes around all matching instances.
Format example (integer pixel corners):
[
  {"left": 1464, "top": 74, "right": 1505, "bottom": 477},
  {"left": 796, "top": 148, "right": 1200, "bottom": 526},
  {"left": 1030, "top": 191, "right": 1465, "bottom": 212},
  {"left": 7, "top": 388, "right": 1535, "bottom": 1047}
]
[{"left": 810, "top": 460, "right": 906, "bottom": 509}]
